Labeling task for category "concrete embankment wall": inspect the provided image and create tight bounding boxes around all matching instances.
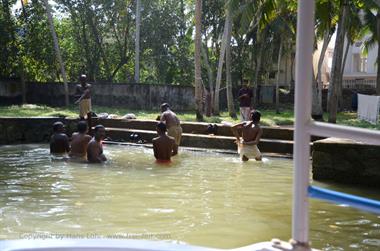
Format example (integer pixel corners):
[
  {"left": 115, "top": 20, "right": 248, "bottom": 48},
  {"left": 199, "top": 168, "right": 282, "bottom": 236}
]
[
  {"left": 0, "top": 117, "right": 295, "bottom": 155},
  {"left": 312, "top": 138, "right": 380, "bottom": 188},
  {"left": 2, "top": 80, "right": 376, "bottom": 111}
]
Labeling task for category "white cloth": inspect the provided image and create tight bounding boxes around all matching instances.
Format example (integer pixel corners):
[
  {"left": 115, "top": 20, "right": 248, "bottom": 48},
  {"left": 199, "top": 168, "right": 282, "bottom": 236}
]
[
  {"left": 357, "top": 94, "right": 380, "bottom": 125},
  {"left": 237, "top": 140, "right": 262, "bottom": 159}
]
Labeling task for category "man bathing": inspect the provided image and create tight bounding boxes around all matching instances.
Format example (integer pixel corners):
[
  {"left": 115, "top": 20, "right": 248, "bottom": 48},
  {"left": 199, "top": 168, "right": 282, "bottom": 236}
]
[
  {"left": 153, "top": 122, "right": 175, "bottom": 162},
  {"left": 50, "top": 121, "right": 70, "bottom": 155},
  {"left": 231, "top": 110, "right": 263, "bottom": 161},
  {"left": 159, "top": 103, "right": 182, "bottom": 156},
  {"left": 87, "top": 125, "right": 107, "bottom": 163},
  {"left": 69, "top": 121, "right": 92, "bottom": 160}
]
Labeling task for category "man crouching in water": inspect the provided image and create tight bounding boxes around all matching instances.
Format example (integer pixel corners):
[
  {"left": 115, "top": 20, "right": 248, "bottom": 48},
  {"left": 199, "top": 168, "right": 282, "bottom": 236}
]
[
  {"left": 87, "top": 125, "right": 107, "bottom": 163},
  {"left": 160, "top": 103, "right": 182, "bottom": 156},
  {"left": 153, "top": 122, "right": 175, "bottom": 163},
  {"left": 231, "top": 110, "right": 263, "bottom": 161},
  {"left": 69, "top": 121, "right": 92, "bottom": 161}
]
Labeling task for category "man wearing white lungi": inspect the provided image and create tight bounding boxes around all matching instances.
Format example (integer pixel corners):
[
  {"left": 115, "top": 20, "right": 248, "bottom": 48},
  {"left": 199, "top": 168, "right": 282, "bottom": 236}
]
[{"left": 231, "top": 110, "right": 263, "bottom": 161}]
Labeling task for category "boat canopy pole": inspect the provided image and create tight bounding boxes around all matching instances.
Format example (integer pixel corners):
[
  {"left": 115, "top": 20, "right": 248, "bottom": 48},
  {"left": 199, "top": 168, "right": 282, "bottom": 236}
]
[{"left": 292, "top": 0, "right": 315, "bottom": 245}]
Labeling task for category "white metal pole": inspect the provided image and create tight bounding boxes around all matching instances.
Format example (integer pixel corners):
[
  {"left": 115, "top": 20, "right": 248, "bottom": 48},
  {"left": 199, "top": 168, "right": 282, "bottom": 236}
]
[
  {"left": 43, "top": 0, "right": 69, "bottom": 106},
  {"left": 292, "top": 0, "right": 315, "bottom": 244}
]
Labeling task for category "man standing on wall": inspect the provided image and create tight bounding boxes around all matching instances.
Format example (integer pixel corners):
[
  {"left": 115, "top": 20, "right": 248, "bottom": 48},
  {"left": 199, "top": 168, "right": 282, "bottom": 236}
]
[
  {"left": 237, "top": 80, "right": 253, "bottom": 121},
  {"left": 75, "top": 74, "right": 92, "bottom": 120}
]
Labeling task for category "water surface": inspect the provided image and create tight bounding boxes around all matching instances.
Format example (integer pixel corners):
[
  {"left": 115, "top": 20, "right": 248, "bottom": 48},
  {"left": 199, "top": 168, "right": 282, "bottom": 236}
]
[{"left": 0, "top": 144, "right": 379, "bottom": 250}]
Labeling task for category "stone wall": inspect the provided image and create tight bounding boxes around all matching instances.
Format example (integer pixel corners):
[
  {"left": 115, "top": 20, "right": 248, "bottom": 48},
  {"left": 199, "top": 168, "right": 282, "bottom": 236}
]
[
  {"left": 0, "top": 118, "right": 79, "bottom": 145},
  {"left": 0, "top": 81, "right": 198, "bottom": 111},
  {"left": 312, "top": 138, "right": 380, "bottom": 187}
]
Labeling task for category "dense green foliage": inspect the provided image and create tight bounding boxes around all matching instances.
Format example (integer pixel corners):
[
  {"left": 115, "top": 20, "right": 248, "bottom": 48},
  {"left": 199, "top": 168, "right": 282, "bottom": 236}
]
[{"left": 1, "top": 0, "right": 379, "bottom": 120}]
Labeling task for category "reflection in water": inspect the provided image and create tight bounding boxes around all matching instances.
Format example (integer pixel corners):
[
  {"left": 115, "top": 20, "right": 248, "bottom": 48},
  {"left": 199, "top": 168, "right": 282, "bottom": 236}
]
[{"left": 0, "top": 144, "right": 379, "bottom": 250}]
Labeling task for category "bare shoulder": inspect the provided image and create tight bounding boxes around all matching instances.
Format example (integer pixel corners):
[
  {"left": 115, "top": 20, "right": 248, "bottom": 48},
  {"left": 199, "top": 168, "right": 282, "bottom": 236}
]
[{"left": 85, "top": 135, "right": 92, "bottom": 141}]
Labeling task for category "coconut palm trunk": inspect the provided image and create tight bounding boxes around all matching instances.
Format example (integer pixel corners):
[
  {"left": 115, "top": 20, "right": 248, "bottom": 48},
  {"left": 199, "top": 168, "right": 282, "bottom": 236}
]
[
  {"left": 312, "top": 31, "right": 332, "bottom": 120},
  {"left": 213, "top": 17, "right": 229, "bottom": 115},
  {"left": 134, "top": 0, "right": 141, "bottom": 83},
  {"left": 194, "top": 0, "right": 203, "bottom": 121},
  {"left": 275, "top": 39, "right": 283, "bottom": 114},
  {"left": 43, "top": 0, "right": 69, "bottom": 106},
  {"left": 328, "top": 0, "right": 349, "bottom": 123},
  {"left": 225, "top": 8, "right": 236, "bottom": 119}
]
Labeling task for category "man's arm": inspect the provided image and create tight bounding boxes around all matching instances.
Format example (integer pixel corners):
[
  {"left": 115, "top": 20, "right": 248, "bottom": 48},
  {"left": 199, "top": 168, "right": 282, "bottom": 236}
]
[
  {"left": 64, "top": 135, "right": 70, "bottom": 153},
  {"left": 231, "top": 123, "right": 244, "bottom": 140},
  {"left": 153, "top": 140, "right": 159, "bottom": 159},
  {"left": 160, "top": 112, "right": 166, "bottom": 123},
  {"left": 75, "top": 89, "right": 90, "bottom": 104}
]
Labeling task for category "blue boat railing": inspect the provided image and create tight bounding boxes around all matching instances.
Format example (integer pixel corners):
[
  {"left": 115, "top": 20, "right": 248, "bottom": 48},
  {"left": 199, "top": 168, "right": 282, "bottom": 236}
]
[{"left": 308, "top": 185, "right": 380, "bottom": 215}]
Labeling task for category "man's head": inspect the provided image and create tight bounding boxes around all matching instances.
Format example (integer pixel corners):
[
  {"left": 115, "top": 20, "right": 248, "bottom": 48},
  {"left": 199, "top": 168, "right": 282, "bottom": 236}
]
[
  {"left": 250, "top": 110, "right": 261, "bottom": 123},
  {"left": 79, "top": 74, "right": 87, "bottom": 85},
  {"left": 160, "top": 103, "right": 170, "bottom": 112},
  {"left": 242, "top": 79, "right": 249, "bottom": 88},
  {"left": 156, "top": 122, "right": 167, "bottom": 134},
  {"left": 77, "top": 121, "right": 88, "bottom": 134},
  {"left": 94, "top": 125, "right": 106, "bottom": 140},
  {"left": 53, "top": 121, "right": 64, "bottom": 133}
]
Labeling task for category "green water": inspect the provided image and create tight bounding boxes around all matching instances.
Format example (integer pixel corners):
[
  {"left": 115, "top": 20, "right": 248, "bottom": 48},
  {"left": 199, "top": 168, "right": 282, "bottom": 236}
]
[{"left": 0, "top": 144, "right": 379, "bottom": 250}]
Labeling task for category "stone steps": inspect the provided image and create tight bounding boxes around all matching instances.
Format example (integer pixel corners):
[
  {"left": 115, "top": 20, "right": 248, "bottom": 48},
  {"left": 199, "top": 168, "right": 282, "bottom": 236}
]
[
  {"left": 93, "top": 118, "right": 300, "bottom": 141},
  {"left": 104, "top": 127, "right": 297, "bottom": 155}
]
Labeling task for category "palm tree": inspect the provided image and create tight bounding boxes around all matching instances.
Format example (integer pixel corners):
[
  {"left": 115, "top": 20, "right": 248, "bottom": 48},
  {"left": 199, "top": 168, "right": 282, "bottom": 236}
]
[
  {"left": 225, "top": 7, "right": 237, "bottom": 118},
  {"left": 43, "top": 0, "right": 69, "bottom": 106},
  {"left": 362, "top": 3, "right": 380, "bottom": 95},
  {"left": 134, "top": 0, "right": 141, "bottom": 83},
  {"left": 312, "top": 1, "right": 338, "bottom": 120},
  {"left": 194, "top": 0, "right": 204, "bottom": 121}
]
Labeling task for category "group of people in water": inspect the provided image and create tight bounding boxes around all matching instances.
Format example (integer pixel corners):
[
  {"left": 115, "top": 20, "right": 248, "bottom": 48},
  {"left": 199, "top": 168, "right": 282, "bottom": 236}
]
[{"left": 50, "top": 74, "right": 262, "bottom": 163}]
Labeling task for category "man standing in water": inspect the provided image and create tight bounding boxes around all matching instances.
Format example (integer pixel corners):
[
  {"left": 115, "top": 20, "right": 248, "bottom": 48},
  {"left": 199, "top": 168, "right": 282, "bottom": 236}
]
[
  {"left": 231, "top": 110, "right": 263, "bottom": 161},
  {"left": 87, "top": 125, "right": 107, "bottom": 163},
  {"left": 69, "top": 121, "right": 92, "bottom": 161},
  {"left": 50, "top": 121, "right": 70, "bottom": 154},
  {"left": 153, "top": 122, "right": 175, "bottom": 162},
  {"left": 75, "top": 74, "right": 92, "bottom": 120},
  {"left": 237, "top": 80, "right": 253, "bottom": 121},
  {"left": 159, "top": 103, "right": 182, "bottom": 156}
]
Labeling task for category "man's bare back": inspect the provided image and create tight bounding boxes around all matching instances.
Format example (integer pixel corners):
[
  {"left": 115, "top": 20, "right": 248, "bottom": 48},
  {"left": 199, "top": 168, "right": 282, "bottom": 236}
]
[
  {"left": 241, "top": 121, "right": 261, "bottom": 142},
  {"left": 70, "top": 132, "right": 91, "bottom": 158},
  {"left": 160, "top": 110, "right": 180, "bottom": 128},
  {"left": 153, "top": 135, "right": 175, "bottom": 161}
]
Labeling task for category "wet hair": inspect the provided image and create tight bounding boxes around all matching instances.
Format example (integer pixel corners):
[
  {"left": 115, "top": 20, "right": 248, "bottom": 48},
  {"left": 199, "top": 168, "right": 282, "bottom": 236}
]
[
  {"left": 156, "top": 122, "right": 167, "bottom": 132},
  {"left": 94, "top": 124, "right": 105, "bottom": 133},
  {"left": 53, "top": 121, "right": 64, "bottom": 132},
  {"left": 160, "top": 103, "right": 170, "bottom": 110},
  {"left": 77, "top": 121, "right": 88, "bottom": 133},
  {"left": 251, "top": 110, "right": 261, "bottom": 123},
  {"left": 79, "top": 74, "right": 87, "bottom": 80}
]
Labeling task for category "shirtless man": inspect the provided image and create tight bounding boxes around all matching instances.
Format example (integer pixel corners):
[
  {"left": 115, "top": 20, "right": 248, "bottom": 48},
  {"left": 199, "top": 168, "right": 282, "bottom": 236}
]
[
  {"left": 50, "top": 121, "right": 70, "bottom": 154},
  {"left": 87, "top": 125, "right": 107, "bottom": 163},
  {"left": 160, "top": 103, "right": 182, "bottom": 156},
  {"left": 152, "top": 122, "right": 175, "bottom": 162},
  {"left": 231, "top": 110, "right": 263, "bottom": 161},
  {"left": 75, "top": 74, "right": 92, "bottom": 119},
  {"left": 69, "top": 121, "right": 92, "bottom": 160}
]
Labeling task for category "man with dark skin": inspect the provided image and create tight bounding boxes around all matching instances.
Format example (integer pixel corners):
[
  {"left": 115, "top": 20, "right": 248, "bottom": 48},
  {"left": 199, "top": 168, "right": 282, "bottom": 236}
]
[
  {"left": 237, "top": 80, "right": 253, "bottom": 121},
  {"left": 159, "top": 103, "right": 182, "bottom": 156},
  {"left": 231, "top": 110, "right": 263, "bottom": 161},
  {"left": 75, "top": 74, "right": 92, "bottom": 119},
  {"left": 87, "top": 125, "right": 107, "bottom": 163},
  {"left": 69, "top": 121, "right": 92, "bottom": 161},
  {"left": 152, "top": 122, "right": 175, "bottom": 163},
  {"left": 50, "top": 121, "right": 70, "bottom": 154}
]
